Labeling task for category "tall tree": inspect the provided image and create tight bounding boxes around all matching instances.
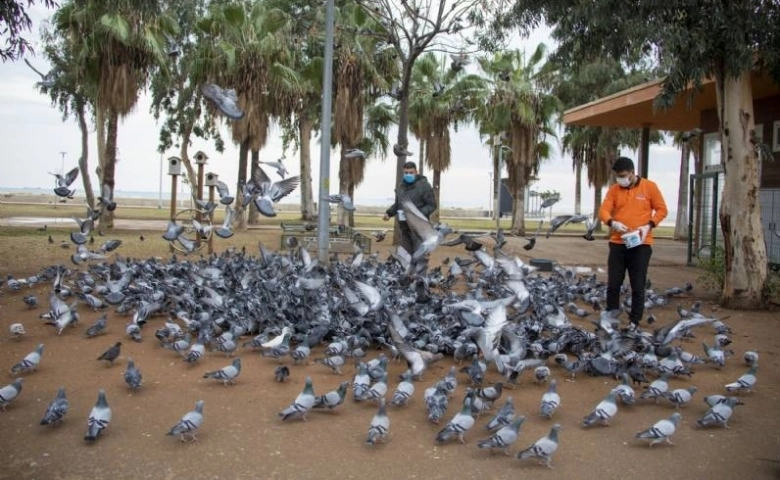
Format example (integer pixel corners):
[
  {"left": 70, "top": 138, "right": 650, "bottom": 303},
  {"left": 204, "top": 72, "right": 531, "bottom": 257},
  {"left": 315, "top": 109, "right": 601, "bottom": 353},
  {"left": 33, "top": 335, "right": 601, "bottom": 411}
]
[
  {"left": 672, "top": 129, "right": 703, "bottom": 240},
  {"left": 508, "top": 0, "right": 780, "bottom": 307},
  {"left": 355, "top": 0, "right": 510, "bottom": 244},
  {"left": 54, "top": 0, "right": 177, "bottom": 228}
]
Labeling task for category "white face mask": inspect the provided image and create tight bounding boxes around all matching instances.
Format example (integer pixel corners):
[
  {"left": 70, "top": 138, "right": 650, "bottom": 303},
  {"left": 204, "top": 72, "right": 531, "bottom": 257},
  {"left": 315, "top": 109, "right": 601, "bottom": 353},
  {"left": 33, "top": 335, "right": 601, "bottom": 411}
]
[{"left": 615, "top": 175, "right": 632, "bottom": 188}]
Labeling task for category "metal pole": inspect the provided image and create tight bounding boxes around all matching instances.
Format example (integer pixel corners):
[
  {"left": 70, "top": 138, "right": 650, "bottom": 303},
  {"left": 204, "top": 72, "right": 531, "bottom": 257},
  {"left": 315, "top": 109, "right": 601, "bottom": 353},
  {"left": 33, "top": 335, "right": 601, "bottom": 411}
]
[
  {"left": 495, "top": 144, "right": 501, "bottom": 232},
  {"left": 317, "top": 0, "right": 336, "bottom": 263},
  {"left": 170, "top": 174, "right": 178, "bottom": 254},
  {"left": 196, "top": 162, "right": 205, "bottom": 248},
  {"left": 208, "top": 185, "right": 216, "bottom": 254},
  {"left": 487, "top": 171, "right": 493, "bottom": 217}
]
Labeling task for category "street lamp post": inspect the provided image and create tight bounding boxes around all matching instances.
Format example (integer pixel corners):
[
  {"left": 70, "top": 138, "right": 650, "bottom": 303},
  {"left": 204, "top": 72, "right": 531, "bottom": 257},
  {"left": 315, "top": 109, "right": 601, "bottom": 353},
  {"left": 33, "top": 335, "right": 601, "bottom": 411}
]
[{"left": 316, "top": 0, "right": 336, "bottom": 263}]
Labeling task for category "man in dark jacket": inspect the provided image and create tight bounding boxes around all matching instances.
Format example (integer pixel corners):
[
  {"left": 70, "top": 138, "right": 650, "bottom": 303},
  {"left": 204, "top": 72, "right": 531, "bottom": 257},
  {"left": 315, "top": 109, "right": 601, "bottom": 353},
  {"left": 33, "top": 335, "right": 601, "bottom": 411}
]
[{"left": 383, "top": 161, "right": 436, "bottom": 254}]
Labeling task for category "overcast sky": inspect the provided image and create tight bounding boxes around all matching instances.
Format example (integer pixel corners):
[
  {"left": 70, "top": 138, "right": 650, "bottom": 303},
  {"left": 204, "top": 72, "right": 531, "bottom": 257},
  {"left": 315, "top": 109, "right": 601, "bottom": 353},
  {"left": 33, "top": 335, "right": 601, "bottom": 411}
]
[{"left": 0, "top": 4, "right": 686, "bottom": 219}]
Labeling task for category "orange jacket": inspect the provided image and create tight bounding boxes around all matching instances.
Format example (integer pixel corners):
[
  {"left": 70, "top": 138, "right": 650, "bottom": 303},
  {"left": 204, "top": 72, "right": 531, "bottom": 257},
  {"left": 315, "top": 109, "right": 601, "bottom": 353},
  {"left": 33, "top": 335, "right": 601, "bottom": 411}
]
[{"left": 598, "top": 177, "right": 668, "bottom": 245}]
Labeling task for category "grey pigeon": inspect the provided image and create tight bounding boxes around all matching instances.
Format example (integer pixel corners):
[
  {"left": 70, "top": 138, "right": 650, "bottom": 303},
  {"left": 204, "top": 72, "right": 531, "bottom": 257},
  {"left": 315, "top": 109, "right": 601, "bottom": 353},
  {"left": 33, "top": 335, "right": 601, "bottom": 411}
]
[
  {"left": 400, "top": 198, "right": 452, "bottom": 260},
  {"left": 97, "top": 341, "right": 122, "bottom": 366},
  {"left": 279, "top": 376, "right": 316, "bottom": 421},
  {"left": 582, "top": 390, "right": 618, "bottom": 427},
  {"left": 344, "top": 148, "right": 366, "bottom": 159},
  {"left": 703, "top": 395, "right": 744, "bottom": 408},
  {"left": 50, "top": 167, "right": 79, "bottom": 198},
  {"left": 477, "top": 416, "right": 525, "bottom": 455},
  {"left": 366, "top": 398, "right": 390, "bottom": 445},
  {"left": 724, "top": 365, "right": 757, "bottom": 394},
  {"left": 84, "top": 389, "right": 111, "bottom": 442},
  {"left": 485, "top": 397, "right": 515, "bottom": 432},
  {"left": 10, "top": 343, "right": 44, "bottom": 375},
  {"left": 0, "top": 378, "right": 23, "bottom": 411},
  {"left": 328, "top": 193, "right": 356, "bottom": 211},
  {"left": 40, "top": 387, "right": 69, "bottom": 426},
  {"left": 124, "top": 358, "right": 143, "bottom": 390},
  {"left": 274, "top": 365, "right": 290, "bottom": 382},
  {"left": 436, "top": 397, "right": 475, "bottom": 443},
  {"left": 390, "top": 371, "right": 415, "bottom": 407},
  {"left": 97, "top": 183, "right": 117, "bottom": 211},
  {"left": 540, "top": 379, "right": 561, "bottom": 419},
  {"left": 313, "top": 381, "right": 349, "bottom": 410},
  {"left": 640, "top": 373, "right": 670, "bottom": 403},
  {"left": 259, "top": 160, "right": 289, "bottom": 179},
  {"left": 516, "top": 423, "right": 562, "bottom": 468},
  {"left": 314, "top": 355, "right": 346, "bottom": 374},
  {"left": 214, "top": 206, "right": 235, "bottom": 239},
  {"left": 636, "top": 412, "right": 681, "bottom": 447},
  {"left": 743, "top": 351, "right": 759, "bottom": 366},
  {"left": 167, "top": 400, "right": 204, "bottom": 442},
  {"left": 662, "top": 386, "right": 697, "bottom": 409},
  {"left": 203, "top": 358, "right": 242, "bottom": 385},
  {"left": 215, "top": 181, "right": 234, "bottom": 205},
  {"left": 201, "top": 83, "right": 244, "bottom": 120},
  {"left": 85, "top": 314, "right": 107, "bottom": 338},
  {"left": 697, "top": 397, "right": 739, "bottom": 428}
]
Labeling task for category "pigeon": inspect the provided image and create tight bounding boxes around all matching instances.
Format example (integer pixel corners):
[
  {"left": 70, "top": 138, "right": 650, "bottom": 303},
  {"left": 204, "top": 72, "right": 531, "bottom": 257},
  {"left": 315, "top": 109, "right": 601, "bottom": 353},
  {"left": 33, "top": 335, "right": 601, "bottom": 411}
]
[
  {"left": 390, "top": 371, "right": 415, "bottom": 407},
  {"left": 214, "top": 206, "right": 236, "bottom": 239},
  {"left": 702, "top": 341, "right": 727, "bottom": 368},
  {"left": 545, "top": 215, "right": 573, "bottom": 238},
  {"left": 662, "top": 386, "right": 697, "bottom": 409},
  {"left": 167, "top": 400, "right": 205, "bottom": 442},
  {"left": 215, "top": 181, "right": 234, "bottom": 205},
  {"left": 534, "top": 366, "right": 551, "bottom": 384},
  {"left": 399, "top": 198, "right": 452, "bottom": 260},
  {"left": 97, "top": 341, "right": 122, "bottom": 366},
  {"left": 162, "top": 219, "right": 186, "bottom": 242},
  {"left": 743, "top": 351, "right": 759, "bottom": 366},
  {"left": 279, "top": 376, "right": 316, "bottom": 421},
  {"left": 516, "top": 423, "right": 562, "bottom": 468},
  {"left": 640, "top": 373, "right": 670, "bottom": 403},
  {"left": 582, "top": 390, "right": 618, "bottom": 427},
  {"left": 23, "top": 294, "right": 38, "bottom": 309},
  {"left": 724, "top": 365, "right": 758, "bottom": 394},
  {"left": 290, "top": 339, "right": 311, "bottom": 365},
  {"left": 314, "top": 355, "right": 346, "bottom": 374},
  {"left": 274, "top": 365, "right": 290, "bottom": 383},
  {"left": 204, "top": 358, "right": 242, "bottom": 385},
  {"left": 0, "top": 378, "right": 23, "bottom": 411},
  {"left": 523, "top": 221, "right": 543, "bottom": 250},
  {"left": 9, "top": 323, "right": 25, "bottom": 340},
  {"left": 613, "top": 374, "right": 636, "bottom": 405},
  {"left": 123, "top": 358, "right": 143, "bottom": 390},
  {"left": 313, "top": 381, "right": 350, "bottom": 410},
  {"left": 259, "top": 160, "right": 289, "bottom": 179},
  {"left": 366, "top": 398, "right": 390, "bottom": 445},
  {"left": 540, "top": 379, "right": 561, "bottom": 419},
  {"left": 372, "top": 230, "right": 387, "bottom": 242},
  {"left": 436, "top": 396, "right": 475, "bottom": 444},
  {"left": 388, "top": 324, "right": 442, "bottom": 380},
  {"left": 97, "top": 183, "right": 117, "bottom": 212},
  {"left": 40, "top": 387, "right": 69, "bottom": 426},
  {"left": 24, "top": 58, "right": 57, "bottom": 87},
  {"left": 449, "top": 52, "right": 470, "bottom": 72},
  {"left": 85, "top": 314, "right": 108, "bottom": 338},
  {"left": 328, "top": 193, "right": 356, "bottom": 211},
  {"left": 636, "top": 412, "right": 682, "bottom": 447},
  {"left": 485, "top": 397, "right": 515, "bottom": 432},
  {"left": 84, "top": 389, "right": 112, "bottom": 442},
  {"left": 344, "top": 148, "right": 366, "bottom": 159},
  {"left": 10, "top": 343, "right": 44, "bottom": 375},
  {"left": 477, "top": 416, "right": 526, "bottom": 455},
  {"left": 393, "top": 143, "right": 413, "bottom": 157},
  {"left": 201, "top": 83, "right": 244, "bottom": 120},
  {"left": 697, "top": 397, "right": 739, "bottom": 428},
  {"left": 703, "top": 395, "right": 744, "bottom": 408},
  {"left": 185, "top": 340, "right": 206, "bottom": 364},
  {"left": 248, "top": 167, "right": 300, "bottom": 217},
  {"left": 50, "top": 167, "right": 79, "bottom": 198},
  {"left": 582, "top": 217, "right": 598, "bottom": 241}
]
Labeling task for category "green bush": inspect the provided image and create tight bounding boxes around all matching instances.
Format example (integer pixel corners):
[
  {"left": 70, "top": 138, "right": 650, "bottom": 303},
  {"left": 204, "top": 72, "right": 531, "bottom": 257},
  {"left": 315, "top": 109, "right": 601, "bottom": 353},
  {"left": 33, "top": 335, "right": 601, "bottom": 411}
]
[{"left": 697, "top": 244, "right": 725, "bottom": 291}]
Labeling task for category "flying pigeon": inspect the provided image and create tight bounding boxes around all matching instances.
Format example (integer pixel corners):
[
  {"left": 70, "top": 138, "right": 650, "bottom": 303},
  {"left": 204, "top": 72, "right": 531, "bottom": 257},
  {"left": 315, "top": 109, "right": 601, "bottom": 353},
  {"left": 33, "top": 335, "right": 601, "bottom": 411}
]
[
  {"left": 50, "top": 167, "right": 79, "bottom": 198},
  {"left": 167, "top": 400, "right": 204, "bottom": 442},
  {"left": 215, "top": 181, "right": 234, "bottom": 205},
  {"left": 201, "top": 83, "right": 244, "bottom": 120},
  {"left": 344, "top": 148, "right": 366, "bottom": 159},
  {"left": 393, "top": 143, "right": 413, "bottom": 157},
  {"left": 328, "top": 193, "right": 356, "bottom": 212},
  {"left": 259, "top": 160, "right": 289, "bottom": 179}
]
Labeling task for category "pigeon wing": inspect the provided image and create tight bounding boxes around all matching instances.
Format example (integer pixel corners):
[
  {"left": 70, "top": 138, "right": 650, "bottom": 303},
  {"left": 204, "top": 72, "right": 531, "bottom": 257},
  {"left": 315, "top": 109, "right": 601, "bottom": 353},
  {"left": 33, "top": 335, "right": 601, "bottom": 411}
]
[
  {"left": 269, "top": 176, "right": 300, "bottom": 202},
  {"left": 400, "top": 198, "right": 435, "bottom": 241}
]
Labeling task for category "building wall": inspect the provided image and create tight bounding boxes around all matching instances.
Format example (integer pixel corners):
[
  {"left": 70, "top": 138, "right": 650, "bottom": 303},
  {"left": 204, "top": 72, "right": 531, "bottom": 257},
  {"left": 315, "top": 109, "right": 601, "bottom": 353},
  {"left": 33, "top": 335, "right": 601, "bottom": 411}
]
[{"left": 700, "top": 93, "right": 780, "bottom": 188}]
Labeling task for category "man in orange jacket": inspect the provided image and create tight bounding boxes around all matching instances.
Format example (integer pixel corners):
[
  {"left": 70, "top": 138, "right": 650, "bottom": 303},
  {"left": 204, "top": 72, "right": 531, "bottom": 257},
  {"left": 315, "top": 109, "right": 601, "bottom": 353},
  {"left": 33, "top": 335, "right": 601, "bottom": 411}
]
[{"left": 599, "top": 157, "right": 668, "bottom": 327}]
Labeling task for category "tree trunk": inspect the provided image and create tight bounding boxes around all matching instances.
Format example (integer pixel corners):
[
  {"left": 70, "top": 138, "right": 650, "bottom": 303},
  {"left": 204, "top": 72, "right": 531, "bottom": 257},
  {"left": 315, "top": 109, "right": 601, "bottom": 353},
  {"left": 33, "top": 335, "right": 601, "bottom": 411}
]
[
  {"left": 673, "top": 141, "right": 690, "bottom": 240},
  {"left": 95, "top": 106, "right": 106, "bottom": 185},
  {"left": 574, "top": 158, "right": 582, "bottom": 214},
  {"left": 392, "top": 66, "right": 414, "bottom": 246},
  {"left": 248, "top": 150, "right": 260, "bottom": 225},
  {"left": 347, "top": 182, "right": 356, "bottom": 227},
  {"left": 593, "top": 185, "right": 603, "bottom": 233},
  {"left": 716, "top": 71, "right": 767, "bottom": 308},
  {"left": 298, "top": 116, "right": 315, "bottom": 221},
  {"left": 75, "top": 103, "right": 95, "bottom": 210},
  {"left": 179, "top": 122, "right": 198, "bottom": 203},
  {"left": 418, "top": 140, "right": 425, "bottom": 176},
  {"left": 430, "top": 168, "right": 441, "bottom": 224},
  {"left": 235, "top": 140, "right": 249, "bottom": 230},
  {"left": 511, "top": 161, "right": 527, "bottom": 236},
  {"left": 337, "top": 149, "right": 349, "bottom": 227},
  {"left": 99, "top": 108, "right": 118, "bottom": 229}
]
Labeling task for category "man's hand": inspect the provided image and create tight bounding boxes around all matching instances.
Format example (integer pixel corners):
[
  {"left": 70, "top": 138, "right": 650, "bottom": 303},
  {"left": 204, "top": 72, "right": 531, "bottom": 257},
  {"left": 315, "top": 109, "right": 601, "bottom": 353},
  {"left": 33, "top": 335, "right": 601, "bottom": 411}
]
[
  {"left": 610, "top": 220, "right": 629, "bottom": 233},
  {"left": 637, "top": 224, "right": 651, "bottom": 241},
  {"left": 382, "top": 214, "right": 390, "bottom": 221}
]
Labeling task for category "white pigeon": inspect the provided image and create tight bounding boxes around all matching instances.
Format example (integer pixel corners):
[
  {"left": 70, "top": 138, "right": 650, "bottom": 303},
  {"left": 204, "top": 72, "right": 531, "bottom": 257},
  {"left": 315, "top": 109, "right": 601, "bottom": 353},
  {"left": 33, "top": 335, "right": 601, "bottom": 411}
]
[
  {"left": 167, "top": 400, "right": 205, "bottom": 442},
  {"left": 636, "top": 412, "right": 681, "bottom": 447},
  {"left": 262, "top": 327, "right": 292, "bottom": 349}
]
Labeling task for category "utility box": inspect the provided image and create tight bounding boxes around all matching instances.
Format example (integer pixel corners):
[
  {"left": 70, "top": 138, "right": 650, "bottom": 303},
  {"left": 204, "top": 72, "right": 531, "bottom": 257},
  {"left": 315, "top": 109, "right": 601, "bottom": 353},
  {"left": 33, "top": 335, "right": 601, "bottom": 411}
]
[
  {"left": 205, "top": 172, "right": 219, "bottom": 187},
  {"left": 168, "top": 156, "right": 182, "bottom": 175}
]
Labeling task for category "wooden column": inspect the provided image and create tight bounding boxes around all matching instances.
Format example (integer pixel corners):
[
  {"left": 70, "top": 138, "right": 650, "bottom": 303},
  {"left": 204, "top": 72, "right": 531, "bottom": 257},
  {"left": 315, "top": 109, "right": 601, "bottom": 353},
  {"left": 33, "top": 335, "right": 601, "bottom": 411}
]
[{"left": 639, "top": 124, "right": 651, "bottom": 178}]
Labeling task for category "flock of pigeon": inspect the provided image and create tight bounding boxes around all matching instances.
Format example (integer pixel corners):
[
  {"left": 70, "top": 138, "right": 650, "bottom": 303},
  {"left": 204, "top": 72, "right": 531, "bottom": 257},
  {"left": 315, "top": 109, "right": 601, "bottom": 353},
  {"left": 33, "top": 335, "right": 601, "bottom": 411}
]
[{"left": 0, "top": 221, "right": 764, "bottom": 469}]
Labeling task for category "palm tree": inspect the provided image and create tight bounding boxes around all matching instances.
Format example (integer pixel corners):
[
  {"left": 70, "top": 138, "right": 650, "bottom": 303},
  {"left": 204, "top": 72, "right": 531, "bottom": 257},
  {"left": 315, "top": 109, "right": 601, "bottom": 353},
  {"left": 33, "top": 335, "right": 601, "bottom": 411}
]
[
  {"left": 54, "top": 0, "right": 178, "bottom": 228},
  {"left": 408, "top": 52, "right": 486, "bottom": 223},
  {"left": 477, "top": 45, "right": 560, "bottom": 235}
]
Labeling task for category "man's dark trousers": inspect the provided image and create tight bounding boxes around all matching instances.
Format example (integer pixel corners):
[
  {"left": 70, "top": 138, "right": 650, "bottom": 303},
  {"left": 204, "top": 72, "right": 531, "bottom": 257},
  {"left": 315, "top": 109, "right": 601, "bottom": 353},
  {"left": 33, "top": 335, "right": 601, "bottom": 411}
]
[
  {"left": 399, "top": 221, "right": 421, "bottom": 255},
  {"left": 606, "top": 243, "right": 652, "bottom": 324}
]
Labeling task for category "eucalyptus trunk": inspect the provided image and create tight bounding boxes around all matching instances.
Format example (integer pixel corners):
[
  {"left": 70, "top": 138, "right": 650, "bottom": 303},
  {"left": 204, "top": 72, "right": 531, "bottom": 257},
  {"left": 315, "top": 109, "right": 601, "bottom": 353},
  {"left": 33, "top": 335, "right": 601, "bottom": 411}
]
[
  {"left": 298, "top": 116, "right": 315, "bottom": 221},
  {"left": 179, "top": 122, "right": 198, "bottom": 203},
  {"left": 235, "top": 140, "right": 249, "bottom": 230},
  {"left": 248, "top": 150, "right": 260, "bottom": 225},
  {"left": 95, "top": 106, "right": 106, "bottom": 186},
  {"left": 674, "top": 141, "right": 690, "bottom": 240},
  {"left": 75, "top": 103, "right": 95, "bottom": 209},
  {"left": 510, "top": 161, "right": 527, "bottom": 236},
  {"left": 337, "top": 150, "right": 349, "bottom": 227},
  {"left": 430, "top": 168, "right": 441, "bottom": 224},
  {"left": 99, "top": 109, "right": 118, "bottom": 229},
  {"left": 392, "top": 67, "right": 413, "bottom": 246},
  {"left": 716, "top": 71, "right": 767, "bottom": 308}
]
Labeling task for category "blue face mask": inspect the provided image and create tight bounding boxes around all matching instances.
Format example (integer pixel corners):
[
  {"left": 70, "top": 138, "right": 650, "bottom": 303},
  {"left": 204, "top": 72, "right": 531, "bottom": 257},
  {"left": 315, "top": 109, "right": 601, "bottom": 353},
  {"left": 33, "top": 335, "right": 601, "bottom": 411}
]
[{"left": 403, "top": 173, "right": 416, "bottom": 184}]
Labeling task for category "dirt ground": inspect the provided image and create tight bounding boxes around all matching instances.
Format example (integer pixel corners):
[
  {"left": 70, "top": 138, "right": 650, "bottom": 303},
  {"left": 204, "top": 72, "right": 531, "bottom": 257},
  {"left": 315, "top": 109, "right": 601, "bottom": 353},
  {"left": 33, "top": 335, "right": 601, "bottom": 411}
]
[{"left": 0, "top": 226, "right": 778, "bottom": 480}]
